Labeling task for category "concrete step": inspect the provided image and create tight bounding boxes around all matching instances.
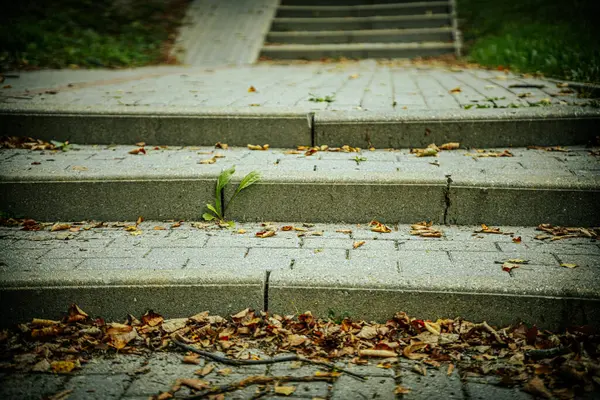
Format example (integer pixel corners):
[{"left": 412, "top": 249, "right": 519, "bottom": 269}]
[
  {"left": 1, "top": 146, "right": 598, "bottom": 225},
  {"left": 276, "top": 2, "right": 451, "bottom": 18},
  {"left": 270, "top": 14, "right": 452, "bottom": 31},
  {"left": 280, "top": 0, "right": 441, "bottom": 5},
  {"left": 260, "top": 42, "right": 455, "bottom": 60},
  {"left": 266, "top": 27, "right": 454, "bottom": 45},
  {"left": 1, "top": 221, "right": 599, "bottom": 329}
]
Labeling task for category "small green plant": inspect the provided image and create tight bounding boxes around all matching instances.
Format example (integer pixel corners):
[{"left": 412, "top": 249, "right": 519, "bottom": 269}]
[
  {"left": 51, "top": 140, "right": 71, "bottom": 151},
  {"left": 203, "top": 166, "right": 261, "bottom": 222},
  {"left": 308, "top": 93, "right": 335, "bottom": 103},
  {"left": 327, "top": 309, "right": 352, "bottom": 324},
  {"left": 352, "top": 156, "right": 367, "bottom": 165}
]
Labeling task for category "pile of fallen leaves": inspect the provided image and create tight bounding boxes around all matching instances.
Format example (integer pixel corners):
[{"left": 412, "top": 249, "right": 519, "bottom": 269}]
[
  {"left": 1, "top": 305, "right": 599, "bottom": 399},
  {"left": 288, "top": 144, "right": 363, "bottom": 156},
  {"left": 410, "top": 142, "right": 460, "bottom": 157},
  {"left": 0, "top": 136, "right": 62, "bottom": 150},
  {"left": 535, "top": 224, "right": 599, "bottom": 241}
]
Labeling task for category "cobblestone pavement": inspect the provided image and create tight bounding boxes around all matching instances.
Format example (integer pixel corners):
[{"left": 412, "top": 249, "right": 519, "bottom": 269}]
[
  {"left": 1, "top": 61, "right": 595, "bottom": 111},
  {"left": 0, "top": 351, "right": 541, "bottom": 399}
]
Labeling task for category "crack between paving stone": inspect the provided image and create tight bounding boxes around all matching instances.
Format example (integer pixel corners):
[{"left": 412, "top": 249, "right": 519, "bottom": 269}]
[
  {"left": 309, "top": 112, "right": 316, "bottom": 147},
  {"left": 443, "top": 174, "right": 453, "bottom": 225},
  {"left": 263, "top": 270, "right": 271, "bottom": 312}
]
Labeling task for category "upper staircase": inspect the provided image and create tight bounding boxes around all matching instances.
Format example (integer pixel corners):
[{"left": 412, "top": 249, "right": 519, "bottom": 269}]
[{"left": 260, "top": 0, "right": 461, "bottom": 60}]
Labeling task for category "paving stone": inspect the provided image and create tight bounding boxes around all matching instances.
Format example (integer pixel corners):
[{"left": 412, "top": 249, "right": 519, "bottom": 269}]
[
  {"left": 465, "top": 382, "right": 534, "bottom": 400},
  {"left": 399, "top": 361, "right": 464, "bottom": 399},
  {"left": 80, "top": 355, "right": 147, "bottom": 374},
  {"left": 0, "top": 373, "right": 67, "bottom": 400},
  {"left": 64, "top": 374, "right": 131, "bottom": 399},
  {"left": 331, "top": 374, "right": 396, "bottom": 399}
]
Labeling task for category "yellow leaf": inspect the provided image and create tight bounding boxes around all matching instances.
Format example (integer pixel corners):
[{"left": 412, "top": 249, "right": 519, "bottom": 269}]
[
  {"left": 424, "top": 321, "right": 441, "bottom": 335},
  {"left": 439, "top": 142, "right": 460, "bottom": 150},
  {"left": 395, "top": 385, "right": 411, "bottom": 394},
  {"left": 353, "top": 241, "right": 366, "bottom": 249},
  {"left": 274, "top": 386, "right": 296, "bottom": 396},
  {"left": 358, "top": 349, "right": 397, "bottom": 358},
  {"left": 369, "top": 220, "right": 391, "bottom": 233},
  {"left": 256, "top": 230, "right": 276, "bottom": 238},
  {"left": 51, "top": 223, "right": 71, "bottom": 232},
  {"left": 248, "top": 86, "right": 257, "bottom": 92},
  {"left": 237, "top": 229, "right": 246, "bottom": 234},
  {"left": 199, "top": 157, "right": 216, "bottom": 164},
  {"left": 561, "top": 263, "right": 579, "bottom": 269},
  {"left": 51, "top": 361, "right": 76, "bottom": 373},
  {"left": 217, "top": 368, "right": 232, "bottom": 376},
  {"left": 154, "top": 226, "right": 167, "bottom": 230},
  {"left": 130, "top": 230, "right": 142, "bottom": 236}
]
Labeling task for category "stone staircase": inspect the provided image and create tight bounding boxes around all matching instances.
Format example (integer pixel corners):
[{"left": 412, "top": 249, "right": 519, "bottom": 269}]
[{"left": 260, "top": 0, "right": 461, "bottom": 60}]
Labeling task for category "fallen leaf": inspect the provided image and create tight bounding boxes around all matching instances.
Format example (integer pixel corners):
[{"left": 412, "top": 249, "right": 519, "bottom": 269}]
[
  {"left": 199, "top": 157, "right": 216, "bottom": 164},
  {"left": 356, "top": 325, "right": 378, "bottom": 339},
  {"left": 513, "top": 236, "right": 522, "bottom": 243},
  {"left": 50, "top": 223, "right": 71, "bottom": 232},
  {"left": 71, "top": 166, "right": 88, "bottom": 171},
  {"left": 349, "top": 74, "right": 359, "bottom": 79},
  {"left": 66, "top": 304, "right": 89, "bottom": 323},
  {"left": 183, "top": 355, "right": 202, "bottom": 365},
  {"left": 128, "top": 148, "right": 146, "bottom": 155},
  {"left": 274, "top": 386, "right": 296, "bottom": 396},
  {"left": 403, "top": 342, "right": 428, "bottom": 360},
  {"left": 31, "top": 359, "right": 51, "bottom": 372},
  {"left": 369, "top": 220, "right": 391, "bottom": 233},
  {"left": 141, "top": 310, "right": 164, "bottom": 327},
  {"left": 524, "top": 376, "right": 552, "bottom": 398},
  {"left": 51, "top": 360, "right": 77, "bottom": 373},
  {"left": 217, "top": 367, "right": 232, "bottom": 375},
  {"left": 412, "top": 364, "right": 427, "bottom": 376},
  {"left": 447, "top": 363, "right": 455, "bottom": 376},
  {"left": 394, "top": 385, "right": 411, "bottom": 394},
  {"left": 410, "top": 221, "right": 443, "bottom": 238},
  {"left": 215, "top": 142, "right": 228, "bottom": 149},
  {"left": 561, "top": 263, "right": 579, "bottom": 269},
  {"left": 439, "top": 142, "right": 460, "bottom": 150},
  {"left": 336, "top": 229, "right": 352, "bottom": 234},
  {"left": 154, "top": 226, "right": 167, "bottom": 230},
  {"left": 411, "top": 143, "right": 439, "bottom": 157},
  {"left": 476, "top": 224, "right": 513, "bottom": 235},
  {"left": 195, "top": 364, "right": 215, "bottom": 377},
  {"left": 281, "top": 226, "right": 294, "bottom": 231},
  {"left": 237, "top": 229, "right": 246, "bottom": 234},
  {"left": 359, "top": 349, "right": 397, "bottom": 358},
  {"left": 162, "top": 318, "right": 188, "bottom": 333},
  {"left": 353, "top": 241, "right": 366, "bottom": 249},
  {"left": 256, "top": 230, "right": 276, "bottom": 238},
  {"left": 248, "top": 86, "right": 257, "bottom": 92},
  {"left": 449, "top": 87, "right": 462, "bottom": 93},
  {"left": 502, "top": 263, "right": 520, "bottom": 272},
  {"left": 179, "top": 378, "right": 209, "bottom": 390},
  {"left": 247, "top": 144, "right": 269, "bottom": 150},
  {"left": 424, "top": 321, "right": 441, "bottom": 335},
  {"left": 135, "top": 142, "right": 146, "bottom": 147}
]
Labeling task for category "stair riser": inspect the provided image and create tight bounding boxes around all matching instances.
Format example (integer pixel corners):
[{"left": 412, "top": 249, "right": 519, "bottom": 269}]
[
  {"left": 276, "top": 5, "right": 450, "bottom": 18},
  {"left": 281, "top": 0, "right": 441, "bottom": 5},
  {"left": 2, "top": 180, "right": 598, "bottom": 226},
  {"left": 260, "top": 45, "right": 453, "bottom": 60},
  {"left": 266, "top": 30, "right": 453, "bottom": 44},
  {"left": 271, "top": 18, "right": 451, "bottom": 31}
]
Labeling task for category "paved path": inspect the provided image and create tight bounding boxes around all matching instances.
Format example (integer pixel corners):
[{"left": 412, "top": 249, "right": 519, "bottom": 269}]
[
  {"left": 174, "top": 0, "right": 278, "bottom": 66},
  {"left": 0, "top": 352, "right": 539, "bottom": 400},
  {"left": 1, "top": 61, "right": 595, "bottom": 111}
]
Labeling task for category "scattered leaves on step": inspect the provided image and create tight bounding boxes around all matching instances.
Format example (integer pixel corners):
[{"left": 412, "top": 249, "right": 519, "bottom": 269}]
[
  {"left": 247, "top": 144, "right": 269, "bottom": 151},
  {"left": 299, "top": 144, "right": 360, "bottom": 156},
  {"left": 395, "top": 385, "right": 411, "bottom": 394},
  {"left": 369, "top": 220, "right": 391, "bottom": 233},
  {"left": 274, "top": 386, "right": 296, "bottom": 396},
  {"left": 248, "top": 86, "right": 256, "bottom": 93},
  {"left": 215, "top": 142, "right": 228, "bottom": 149},
  {"left": 439, "top": 142, "right": 460, "bottom": 150},
  {"left": 297, "top": 230, "right": 323, "bottom": 237},
  {"left": 410, "top": 221, "right": 443, "bottom": 238},
  {"left": 0, "top": 136, "right": 59, "bottom": 150},
  {"left": 527, "top": 146, "right": 569, "bottom": 152},
  {"left": 475, "top": 224, "right": 514, "bottom": 235},
  {"left": 353, "top": 241, "right": 366, "bottom": 249},
  {"left": 128, "top": 147, "right": 146, "bottom": 155},
  {"left": 256, "top": 230, "right": 276, "bottom": 238},
  {"left": 561, "top": 263, "right": 579, "bottom": 269},
  {"left": 536, "top": 224, "right": 599, "bottom": 240},
  {"left": 411, "top": 143, "right": 439, "bottom": 157},
  {"left": 449, "top": 87, "right": 462, "bottom": 93}
]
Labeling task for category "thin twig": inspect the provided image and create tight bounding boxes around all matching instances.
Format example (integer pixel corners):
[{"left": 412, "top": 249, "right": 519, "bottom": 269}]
[
  {"left": 466, "top": 321, "right": 505, "bottom": 345},
  {"left": 184, "top": 375, "right": 335, "bottom": 399},
  {"left": 172, "top": 339, "right": 366, "bottom": 380}
]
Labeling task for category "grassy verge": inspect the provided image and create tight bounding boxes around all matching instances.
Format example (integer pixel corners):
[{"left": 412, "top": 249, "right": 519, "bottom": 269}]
[
  {"left": 0, "top": 0, "right": 189, "bottom": 70},
  {"left": 457, "top": 0, "right": 600, "bottom": 83}
]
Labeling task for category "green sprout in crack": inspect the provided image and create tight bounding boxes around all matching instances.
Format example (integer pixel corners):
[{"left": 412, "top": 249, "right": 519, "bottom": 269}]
[
  {"left": 203, "top": 166, "right": 261, "bottom": 224},
  {"left": 50, "top": 140, "right": 71, "bottom": 151},
  {"left": 352, "top": 156, "right": 367, "bottom": 165},
  {"left": 308, "top": 93, "right": 335, "bottom": 103}
]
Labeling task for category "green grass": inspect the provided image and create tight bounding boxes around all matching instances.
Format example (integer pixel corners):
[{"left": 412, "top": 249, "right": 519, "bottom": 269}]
[
  {"left": 0, "top": 0, "right": 189, "bottom": 70},
  {"left": 457, "top": 0, "right": 600, "bottom": 83}
]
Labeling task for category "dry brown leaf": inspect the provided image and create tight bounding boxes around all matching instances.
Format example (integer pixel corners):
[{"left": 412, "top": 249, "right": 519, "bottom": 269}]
[
  {"left": 561, "top": 263, "right": 579, "bottom": 269},
  {"left": 195, "top": 364, "right": 215, "bottom": 377},
  {"left": 336, "top": 229, "right": 352, "bottom": 234},
  {"left": 410, "top": 221, "right": 443, "bottom": 238},
  {"left": 199, "top": 157, "right": 216, "bottom": 164},
  {"left": 353, "top": 240, "right": 366, "bottom": 249},
  {"left": 356, "top": 325, "right": 378, "bottom": 339},
  {"left": 274, "top": 386, "right": 296, "bottom": 396},
  {"left": 217, "top": 367, "right": 232, "bottom": 375},
  {"left": 449, "top": 87, "right": 462, "bottom": 93},
  {"left": 369, "top": 220, "right": 391, "bottom": 233},
  {"left": 281, "top": 226, "right": 294, "bottom": 231},
  {"left": 66, "top": 304, "right": 89, "bottom": 323},
  {"left": 447, "top": 363, "right": 455, "bottom": 376},
  {"left": 50, "top": 223, "right": 71, "bottom": 232},
  {"left": 128, "top": 147, "right": 146, "bottom": 155},
  {"left": 411, "top": 143, "right": 439, "bottom": 157},
  {"left": 394, "top": 385, "right": 411, "bottom": 394},
  {"left": 71, "top": 166, "right": 88, "bottom": 171},
  {"left": 403, "top": 342, "right": 429, "bottom": 360},
  {"left": 424, "top": 321, "right": 441, "bottom": 336},
  {"left": 476, "top": 224, "right": 513, "bottom": 235},
  {"left": 439, "top": 142, "right": 460, "bottom": 150},
  {"left": 359, "top": 349, "right": 397, "bottom": 358},
  {"left": 215, "top": 142, "right": 228, "bottom": 149},
  {"left": 524, "top": 376, "right": 553, "bottom": 398},
  {"left": 256, "top": 230, "right": 276, "bottom": 238},
  {"left": 153, "top": 226, "right": 167, "bottom": 230},
  {"left": 51, "top": 360, "right": 77, "bottom": 373},
  {"left": 247, "top": 144, "right": 269, "bottom": 151},
  {"left": 248, "top": 86, "right": 257, "bottom": 92},
  {"left": 412, "top": 364, "right": 427, "bottom": 376},
  {"left": 179, "top": 378, "right": 209, "bottom": 390},
  {"left": 502, "top": 263, "right": 520, "bottom": 272},
  {"left": 513, "top": 236, "right": 522, "bottom": 243}
]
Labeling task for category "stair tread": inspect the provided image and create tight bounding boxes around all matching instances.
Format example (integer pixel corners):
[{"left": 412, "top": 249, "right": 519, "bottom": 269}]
[
  {"left": 274, "top": 14, "right": 452, "bottom": 22},
  {"left": 267, "top": 27, "right": 454, "bottom": 36},
  {"left": 261, "top": 42, "right": 455, "bottom": 50},
  {"left": 279, "top": 2, "right": 450, "bottom": 11}
]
